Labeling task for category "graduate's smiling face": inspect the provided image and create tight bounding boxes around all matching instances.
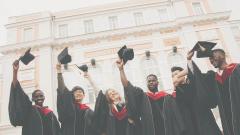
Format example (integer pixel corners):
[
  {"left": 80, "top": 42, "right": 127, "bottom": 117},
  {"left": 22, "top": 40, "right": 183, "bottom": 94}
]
[
  {"left": 147, "top": 75, "right": 159, "bottom": 92},
  {"left": 73, "top": 90, "right": 85, "bottom": 103},
  {"left": 32, "top": 90, "right": 45, "bottom": 106},
  {"left": 106, "top": 89, "right": 121, "bottom": 104}
]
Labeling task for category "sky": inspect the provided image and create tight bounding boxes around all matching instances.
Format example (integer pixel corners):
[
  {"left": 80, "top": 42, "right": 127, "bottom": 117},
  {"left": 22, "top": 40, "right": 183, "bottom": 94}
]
[{"left": 0, "top": 0, "right": 240, "bottom": 46}]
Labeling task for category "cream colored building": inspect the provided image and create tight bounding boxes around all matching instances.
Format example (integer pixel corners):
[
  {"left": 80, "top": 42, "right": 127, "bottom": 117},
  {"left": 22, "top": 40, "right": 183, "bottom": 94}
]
[{"left": 0, "top": 0, "right": 240, "bottom": 134}]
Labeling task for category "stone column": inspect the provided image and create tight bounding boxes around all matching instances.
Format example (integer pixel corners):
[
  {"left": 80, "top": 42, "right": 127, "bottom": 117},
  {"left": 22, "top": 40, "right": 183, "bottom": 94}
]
[
  {"left": 218, "top": 23, "right": 240, "bottom": 62},
  {"left": 1, "top": 54, "right": 15, "bottom": 125},
  {"left": 38, "top": 46, "right": 55, "bottom": 110}
]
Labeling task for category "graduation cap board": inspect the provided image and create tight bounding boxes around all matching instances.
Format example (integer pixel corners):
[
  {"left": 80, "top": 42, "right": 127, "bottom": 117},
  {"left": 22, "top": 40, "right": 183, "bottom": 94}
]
[
  {"left": 76, "top": 64, "right": 88, "bottom": 72},
  {"left": 58, "top": 47, "right": 72, "bottom": 64},
  {"left": 191, "top": 41, "right": 217, "bottom": 58},
  {"left": 118, "top": 45, "right": 134, "bottom": 64},
  {"left": 19, "top": 48, "right": 35, "bottom": 65}
]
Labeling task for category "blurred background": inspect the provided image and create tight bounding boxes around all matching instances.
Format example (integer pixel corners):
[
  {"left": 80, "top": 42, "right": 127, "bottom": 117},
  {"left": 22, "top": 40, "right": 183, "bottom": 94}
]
[{"left": 1, "top": 0, "right": 240, "bottom": 134}]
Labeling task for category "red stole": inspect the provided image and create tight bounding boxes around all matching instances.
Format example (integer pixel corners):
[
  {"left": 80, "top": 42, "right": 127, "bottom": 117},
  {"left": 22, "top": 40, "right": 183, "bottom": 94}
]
[
  {"left": 111, "top": 105, "right": 127, "bottom": 121},
  {"left": 34, "top": 105, "right": 52, "bottom": 116},
  {"left": 146, "top": 91, "right": 168, "bottom": 100},
  {"left": 216, "top": 63, "right": 237, "bottom": 84},
  {"left": 76, "top": 103, "right": 90, "bottom": 110}
]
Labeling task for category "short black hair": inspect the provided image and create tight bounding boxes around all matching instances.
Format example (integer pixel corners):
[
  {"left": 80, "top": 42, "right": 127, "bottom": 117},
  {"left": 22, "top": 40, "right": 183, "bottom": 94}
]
[
  {"left": 146, "top": 74, "right": 158, "bottom": 80},
  {"left": 72, "top": 86, "right": 85, "bottom": 94},
  {"left": 32, "top": 89, "right": 42, "bottom": 98},
  {"left": 171, "top": 66, "right": 184, "bottom": 73},
  {"left": 212, "top": 49, "right": 225, "bottom": 56}
]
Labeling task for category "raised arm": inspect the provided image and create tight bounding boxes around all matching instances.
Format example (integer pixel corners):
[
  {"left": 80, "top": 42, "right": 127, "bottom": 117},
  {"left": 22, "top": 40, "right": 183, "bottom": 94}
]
[
  {"left": 116, "top": 59, "right": 129, "bottom": 87},
  {"left": 83, "top": 71, "right": 99, "bottom": 97},
  {"left": 12, "top": 60, "right": 19, "bottom": 87},
  {"left": 9, "top": 60, "right": 32, "bottom": 126},
  {"left": 56, "top": 64, "right": 68, "bottom": 94}
]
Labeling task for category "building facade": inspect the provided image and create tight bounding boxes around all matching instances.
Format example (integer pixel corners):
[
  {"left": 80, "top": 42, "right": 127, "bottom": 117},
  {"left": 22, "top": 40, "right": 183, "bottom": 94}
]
[{"left": 0, "top": 0, "right": 240, "bottom": 134}]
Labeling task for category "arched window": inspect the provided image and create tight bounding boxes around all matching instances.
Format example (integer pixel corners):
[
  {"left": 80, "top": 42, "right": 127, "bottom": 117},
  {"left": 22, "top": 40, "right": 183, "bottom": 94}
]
[
  {"left": 167, "top": 52, "right": 186, "bottom": 68},
  {"left": 140, "top": 57, "right": 163, "bottom": 91}
]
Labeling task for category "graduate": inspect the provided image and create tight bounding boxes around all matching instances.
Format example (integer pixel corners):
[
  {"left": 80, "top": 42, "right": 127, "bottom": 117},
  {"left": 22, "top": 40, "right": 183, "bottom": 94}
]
[
  {"left": 56, "top": 63, "right": 95, "bottom": 135},
  {"left": 82, "top": 66, "right": 154, "bottom": 135},
  {"left": 117, "top": 59, "right": 186, "bottom": 135},
  {"left": 187, "top": 45, "right": 240, "bottom": 135},
  {"left": 9, "top": 59, "right": 60, "bottom": 135},
  {"left": 171, "top": 66, "right": 222, "bottom": 135}
]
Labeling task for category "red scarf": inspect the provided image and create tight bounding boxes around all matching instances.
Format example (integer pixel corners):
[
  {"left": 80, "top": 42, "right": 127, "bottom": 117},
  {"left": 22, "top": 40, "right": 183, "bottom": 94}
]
[
  {"left": 111, "top": 105, "right": 127, "bottom": 121},
  {"left": 146, "top": 91, "right": 168, "bottom": 100},
  {"left": 34, "top": 105, "right": 52, "bottom": 116},
  {"left": 216, "top": 63, "right": 237, "bottom": 84},
  {"left": 76, "top": 103, "right": 90, "bottom": 110}
]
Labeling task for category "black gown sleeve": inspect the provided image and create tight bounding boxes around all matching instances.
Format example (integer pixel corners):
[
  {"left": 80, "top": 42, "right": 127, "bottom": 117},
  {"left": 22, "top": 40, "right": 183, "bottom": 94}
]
[
  {"left": 57, "top": 73, "right": 75, "bottom": 123},
  {"left": 123, "top": 82, "right": 144, "bottom": 120},
  {"left": 229, "top": 65, "right": 240, "bottom": 134},
  {"left": 84, "top": 109, "right": 95, "bottom": 135},
  {"left": 124, "top": 82, "right": 155, "bottom": 135},
  {"left": 163, "top": 95, "right": 186, "bottom": 135},
  {"left": 8, "top": 81, "right": 32, "bottom": 126},
  {"left": 92, "top": 90, "right": 109, "bottom": 134},
  {"left": 188, "top": 61, "right": 218, "bottom": 109},
  {"left": 175, "top": 83, "right": 194, "bottom": 105}
]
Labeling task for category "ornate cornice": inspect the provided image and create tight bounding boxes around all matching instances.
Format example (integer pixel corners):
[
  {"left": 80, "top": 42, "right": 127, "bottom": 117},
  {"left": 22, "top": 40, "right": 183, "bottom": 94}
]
[{"left": 0, "top": 11, "right": 231, "bottom": 54}]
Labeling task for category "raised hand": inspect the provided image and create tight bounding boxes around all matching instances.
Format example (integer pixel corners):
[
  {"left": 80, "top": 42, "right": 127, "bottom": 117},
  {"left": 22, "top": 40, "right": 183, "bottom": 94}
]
[
  {"left": 56, "top": 63, "right": 62, "bottom": 73},
  {"left": 187, "top": 51, "right": 194, "bottom": 60},
  {"left": 12, "top": 60, "right": 19, "bottom": 72},
  {"left": 116, "top": 59, "right": 124, "bottom": 71},
  {"left": 83, "top": 72, "right": 89, "bottom": 78}
]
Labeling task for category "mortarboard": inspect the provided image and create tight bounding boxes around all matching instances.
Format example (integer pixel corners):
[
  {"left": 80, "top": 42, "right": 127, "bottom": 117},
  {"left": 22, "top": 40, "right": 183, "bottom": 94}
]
[
  {"left": 191, "top": 41, "right": 217, "bottom": 58},
  {"left": 58, "top": 47, "right": 72, "bottom": 64},
  {"left": 19, "top": 48, "right": 35, "bottom": 65},
  {"left": 76, "top": 64, "right": 88, "bottom": 72},
  {"left": 117, "top": 45, "right": 134, "bottom": 64}
]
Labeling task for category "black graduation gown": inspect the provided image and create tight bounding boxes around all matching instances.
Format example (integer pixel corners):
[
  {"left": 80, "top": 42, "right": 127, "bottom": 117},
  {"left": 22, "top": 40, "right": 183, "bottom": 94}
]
[
  {"left": 57, "top": 73, "right": 94, "bottom": 135},
  {"left": 189, "top": 61, "right": 240, "bottom": 135},
  {"left": 175, "top": 80, "right": 221, "bottom": 135},
  {"left": 8, "top": 81, "right": 60, "bottom": 135},
  {"left": 124, "top": 82, "right": 185, "bottom": 135},
  {"left": 92, "top": 90, "right": 150, "bottom": 135},
  {"left": 174, "top": 84, "right": 198, "bottom": 135}
]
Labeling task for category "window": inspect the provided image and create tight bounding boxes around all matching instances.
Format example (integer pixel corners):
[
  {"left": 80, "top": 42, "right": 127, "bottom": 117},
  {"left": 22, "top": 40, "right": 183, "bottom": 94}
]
[
  {"left": 158, "top": 9, "right": 169, "bottom": 22},
  {"left": 109, "top": 16, "right": 118, "bottom": 30},
  {"left": 168, "top": 52, "right": 186, "bottom": 68},
  {"left": 23, "top": 28, "right": 33, "bottom": 42},
  {"left": 141, "top": 58, "right": 163, "bottom": 90},
  {"left": 134, "top": 12, "right": 144, "bottom": 26},
  {"left": 199, "top": 29, "right": 218, "bottom": 41},
  {"left": 84, "top": 20, "right": 94, "bottom": 34},
  {"left": 231, "top": 26, "right": 240, "bottom": 39},
  {"left": 58, "top": 24, "right": 68, "bottom": 38},
  {"left": 192, "top": 2, "right": 204, "bottom": 15}
]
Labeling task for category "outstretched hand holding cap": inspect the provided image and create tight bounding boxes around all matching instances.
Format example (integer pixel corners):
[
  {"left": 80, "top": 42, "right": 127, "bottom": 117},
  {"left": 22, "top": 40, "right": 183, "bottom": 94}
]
[
  {"left": 19, "top": 48, "right": 35, "bottom": 65},
  {"left": 117, "top": 45, "right": 134, "bottom": 64},
  {"left": 191, "top": 41, "right": 216, "bottom": 58},
  {"left": 58, "top": 47, "right": 72, "bottom": 64}
]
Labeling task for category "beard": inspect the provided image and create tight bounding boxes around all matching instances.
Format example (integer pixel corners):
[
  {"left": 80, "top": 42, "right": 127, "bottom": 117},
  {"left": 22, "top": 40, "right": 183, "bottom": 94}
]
[{"left": 149, "top": 86, "right": 158, "bottom": 93}]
